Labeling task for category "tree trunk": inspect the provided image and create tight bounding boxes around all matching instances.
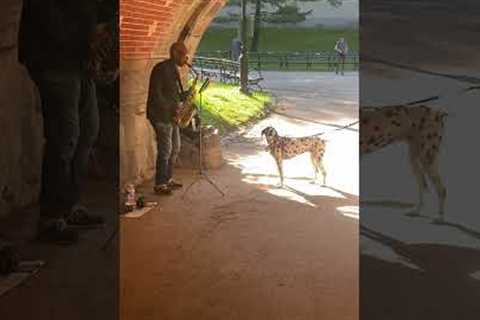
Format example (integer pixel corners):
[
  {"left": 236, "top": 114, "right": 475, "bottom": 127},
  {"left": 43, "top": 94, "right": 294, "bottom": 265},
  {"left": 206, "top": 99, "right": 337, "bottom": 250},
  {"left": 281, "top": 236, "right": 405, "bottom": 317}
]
[
  {"left": 250, "top": 0, "right": 261, "bottom": 52},
  {"left": 240, "top": 0, "right": 249, "bottom": 94}
]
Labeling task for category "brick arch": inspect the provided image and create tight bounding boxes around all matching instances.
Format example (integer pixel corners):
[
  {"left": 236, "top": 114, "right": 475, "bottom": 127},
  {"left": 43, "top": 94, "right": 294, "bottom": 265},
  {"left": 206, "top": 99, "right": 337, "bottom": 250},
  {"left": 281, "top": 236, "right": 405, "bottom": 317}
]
[{"left": 120, "top": 0, "right": 226, "bottom": 185}]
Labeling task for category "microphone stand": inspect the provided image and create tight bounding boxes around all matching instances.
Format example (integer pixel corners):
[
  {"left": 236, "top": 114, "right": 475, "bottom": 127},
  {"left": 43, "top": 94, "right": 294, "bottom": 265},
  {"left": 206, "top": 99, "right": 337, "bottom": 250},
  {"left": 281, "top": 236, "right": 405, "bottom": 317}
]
[{"left": 182, "top": 77, "right": 225, "bottom": 198}]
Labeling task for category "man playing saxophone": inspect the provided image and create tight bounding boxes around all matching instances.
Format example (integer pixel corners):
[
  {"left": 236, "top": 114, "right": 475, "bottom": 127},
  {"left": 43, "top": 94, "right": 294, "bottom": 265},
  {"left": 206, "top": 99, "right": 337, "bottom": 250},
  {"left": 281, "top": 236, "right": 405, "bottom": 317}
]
[{"left": 146, "top": 42, "right": 190, "bottom": 195}]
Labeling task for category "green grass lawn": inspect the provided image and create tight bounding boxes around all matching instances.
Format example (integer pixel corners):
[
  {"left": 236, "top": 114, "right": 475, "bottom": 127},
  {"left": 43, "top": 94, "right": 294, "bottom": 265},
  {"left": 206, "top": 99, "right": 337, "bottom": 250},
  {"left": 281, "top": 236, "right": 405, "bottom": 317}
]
[
  {"left": 198, "top": 26, "right": 358, "bottom": 53},
  {"left": 194, "top": 82, "right": 272, "bottom": 133}
]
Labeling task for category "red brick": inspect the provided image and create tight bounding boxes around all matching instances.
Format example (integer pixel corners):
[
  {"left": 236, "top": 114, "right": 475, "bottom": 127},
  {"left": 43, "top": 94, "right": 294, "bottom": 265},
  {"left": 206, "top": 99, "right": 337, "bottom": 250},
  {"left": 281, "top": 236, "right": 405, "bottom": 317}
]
[{"left": 120, "top": 0, "right": 226, "bottom": 60}]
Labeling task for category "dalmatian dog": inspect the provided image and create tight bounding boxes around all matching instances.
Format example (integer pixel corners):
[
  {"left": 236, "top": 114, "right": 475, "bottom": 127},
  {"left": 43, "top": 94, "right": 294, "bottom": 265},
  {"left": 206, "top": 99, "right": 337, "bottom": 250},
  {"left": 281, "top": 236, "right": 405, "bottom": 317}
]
[
  {"left": 261, "top": 126, "right": 327, "bottom": 187},
  {"left": 361, "top": 104, "right": 448, "bottom": 222}
]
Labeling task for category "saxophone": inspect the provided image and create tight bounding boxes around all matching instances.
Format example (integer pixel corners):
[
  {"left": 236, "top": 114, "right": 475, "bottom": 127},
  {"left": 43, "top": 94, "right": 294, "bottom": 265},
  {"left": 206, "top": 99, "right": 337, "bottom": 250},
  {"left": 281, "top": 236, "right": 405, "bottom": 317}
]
[{"left": 176, "top": 63, "right": 199, "bottom": 129}]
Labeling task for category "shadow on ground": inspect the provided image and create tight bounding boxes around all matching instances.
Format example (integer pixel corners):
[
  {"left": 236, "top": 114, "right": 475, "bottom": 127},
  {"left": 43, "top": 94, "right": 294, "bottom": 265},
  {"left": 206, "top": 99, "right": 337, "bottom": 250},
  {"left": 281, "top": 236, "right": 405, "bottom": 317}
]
[
  {"left": 361, "top": 225, "right": 480, "bottom": 320},
  {"left": 121, "top": 162, "right": 358, "bottom": 320},
  {"left": 0, "top": 180, "right": 118, "bottom": 320}
]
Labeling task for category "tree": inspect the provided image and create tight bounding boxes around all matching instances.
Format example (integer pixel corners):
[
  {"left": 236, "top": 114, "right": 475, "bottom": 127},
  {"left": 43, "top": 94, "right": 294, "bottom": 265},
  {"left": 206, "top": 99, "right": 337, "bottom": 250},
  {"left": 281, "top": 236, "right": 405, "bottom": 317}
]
[
  {"left": 240, "top": 0, "right": 249, "bottom": 94},
  {"left": 251, "top": 0, "right": 262, "bottom": 52},
  {"left": 244, "top": 0, "right": 344, "bottom": 52}
]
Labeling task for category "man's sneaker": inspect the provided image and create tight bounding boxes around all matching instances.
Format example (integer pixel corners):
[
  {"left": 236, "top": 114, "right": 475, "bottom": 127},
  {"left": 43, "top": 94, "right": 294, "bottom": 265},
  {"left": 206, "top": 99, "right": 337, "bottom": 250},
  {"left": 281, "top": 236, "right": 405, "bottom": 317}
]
[
  {"left": 65, "top": 205, "right": 105, "bottom": 229},
  {"left": 168, "top": 179, "right": 183, "bottom": 190},
  {"left": 154, "top": 184, "right": 172, "bottom": 195},
  {"left": 37, "top": 219, "right": 79, "bottom": 245}
]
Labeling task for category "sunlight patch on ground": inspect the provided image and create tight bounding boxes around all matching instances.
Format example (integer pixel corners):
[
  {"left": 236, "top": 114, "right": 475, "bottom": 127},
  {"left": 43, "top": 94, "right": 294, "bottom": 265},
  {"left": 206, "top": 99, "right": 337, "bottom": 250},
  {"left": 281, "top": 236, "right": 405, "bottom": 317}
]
[
  {"left": 361, "top": 236, "right": 424, "bottom": 271},
  {"left": 228, "top": 145, "right": 348, "bottom": 207},
  {"left": 229, "top": 113, "right": 359, "bottom": 196},
  {"left": 266, "top": 188, "right": 317, "bottom": 207},
  {"left": 225, "top": 112, "right": 358, "bottom": 206},
  {"left": 337, "top": 206, "right": 359, "bottom": 220},
  {"left": 238, "top": 169, "right": 347, "bottom": 208},
  {"left": 223, "top": 72, "right": 358, "bottom": 208},
  {"left": 469, "top": 270, "right": 480, "bottom": 281}
]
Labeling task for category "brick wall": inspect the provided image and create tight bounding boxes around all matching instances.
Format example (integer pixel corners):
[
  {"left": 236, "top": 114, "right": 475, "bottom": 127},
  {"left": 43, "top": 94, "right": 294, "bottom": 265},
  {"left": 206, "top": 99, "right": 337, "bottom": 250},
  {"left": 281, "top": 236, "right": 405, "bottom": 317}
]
[{"left": 119, "top": 0, "right": 226, "bottom": 185}]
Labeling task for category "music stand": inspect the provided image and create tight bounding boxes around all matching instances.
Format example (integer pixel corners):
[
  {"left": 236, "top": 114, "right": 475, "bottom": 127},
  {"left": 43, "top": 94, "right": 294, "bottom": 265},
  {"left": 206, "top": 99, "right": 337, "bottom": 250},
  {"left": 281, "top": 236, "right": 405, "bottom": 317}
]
[{"left": 182, "top": 78, "right": 225, "bottom": 198}]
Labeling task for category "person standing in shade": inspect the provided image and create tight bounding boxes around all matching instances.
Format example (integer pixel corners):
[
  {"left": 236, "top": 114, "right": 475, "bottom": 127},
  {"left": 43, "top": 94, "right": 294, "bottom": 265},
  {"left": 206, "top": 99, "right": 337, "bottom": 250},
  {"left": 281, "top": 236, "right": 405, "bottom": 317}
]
[
  {"left": 19, "top": 0, "right": 107, "bottom": 244},
  {"left": 334, "top": 37, "right": 349, "bottom": 75}
]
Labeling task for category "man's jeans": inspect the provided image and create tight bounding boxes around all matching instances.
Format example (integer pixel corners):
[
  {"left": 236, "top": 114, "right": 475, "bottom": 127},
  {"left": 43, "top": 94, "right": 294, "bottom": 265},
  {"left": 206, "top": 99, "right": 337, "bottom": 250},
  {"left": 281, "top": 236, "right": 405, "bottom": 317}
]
[
  {"left": 336, "top": 53, "right": 346, "bottom": 74},
  {"left": 32, "top": 70, "right": 99, "bottom": 219},
  {"left": 151, "top": 122, "right": 181, "bottom": 186}
]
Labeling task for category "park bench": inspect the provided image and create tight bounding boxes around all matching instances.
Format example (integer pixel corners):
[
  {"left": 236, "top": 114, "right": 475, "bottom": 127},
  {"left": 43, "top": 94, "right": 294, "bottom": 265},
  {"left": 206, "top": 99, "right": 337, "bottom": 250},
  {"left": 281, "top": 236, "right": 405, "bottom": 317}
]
[{"left": 192, "top": 56, "right": 264, "bottom": 91}]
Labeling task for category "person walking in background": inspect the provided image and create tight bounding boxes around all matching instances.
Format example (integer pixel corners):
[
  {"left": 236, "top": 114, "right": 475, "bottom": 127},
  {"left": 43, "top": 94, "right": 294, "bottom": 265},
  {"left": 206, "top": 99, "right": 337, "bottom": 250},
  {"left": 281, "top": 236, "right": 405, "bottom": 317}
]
[
  {"left": 231, "top": 37, "right": 242, "bottom": 62},
  {"left": 334, "top": 37, "right": 349, "bottom": 75}
]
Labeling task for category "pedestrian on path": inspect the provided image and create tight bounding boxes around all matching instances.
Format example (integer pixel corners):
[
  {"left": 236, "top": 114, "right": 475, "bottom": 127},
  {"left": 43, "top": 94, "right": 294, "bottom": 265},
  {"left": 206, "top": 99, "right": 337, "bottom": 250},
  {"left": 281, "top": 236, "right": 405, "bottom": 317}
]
[
  {"left": 334, "top": 37, "right": 349, "bottom": 75},
  {"left": 231, "top": 37, "right": 242, "bottom": 62}
]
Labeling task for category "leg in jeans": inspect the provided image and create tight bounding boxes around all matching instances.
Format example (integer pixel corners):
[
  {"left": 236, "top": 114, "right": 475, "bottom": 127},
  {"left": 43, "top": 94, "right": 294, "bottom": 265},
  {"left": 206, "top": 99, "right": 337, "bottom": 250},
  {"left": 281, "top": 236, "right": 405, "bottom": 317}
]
[
  {"left": 62, "top": 75, "right": 104, "bottom": 227},
  {"left": 34, "top": 71, "right": 82, "bottom": 220},
  {"left": 70, "top": 76, "right": 99, "bottom": 207},
  {"left": 153, "top": 122, "right": 173, "bottom": 186},
  {"left": 30, "top": 70, "right": 82, "bottom": 242},
  {"left": 166, "top": 125, "right": 181, "bottom": 182}
]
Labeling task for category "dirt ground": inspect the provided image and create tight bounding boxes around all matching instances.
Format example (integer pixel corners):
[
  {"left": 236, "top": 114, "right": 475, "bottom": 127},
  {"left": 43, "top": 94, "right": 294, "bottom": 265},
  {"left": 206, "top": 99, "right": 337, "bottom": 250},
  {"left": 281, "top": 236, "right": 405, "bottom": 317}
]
[{"left": 120, "top": 72, "right": 359, "bottom": 320}]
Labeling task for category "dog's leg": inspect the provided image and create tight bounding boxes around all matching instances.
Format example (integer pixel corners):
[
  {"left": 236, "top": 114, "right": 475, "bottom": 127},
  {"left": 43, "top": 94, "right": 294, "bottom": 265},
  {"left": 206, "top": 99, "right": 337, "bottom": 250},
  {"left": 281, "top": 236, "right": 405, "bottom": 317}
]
[
  {"left": 425, "top": 159, "right": 446, "bottom": 224},
  {"left": 275, "top": 159, "right": 284, "bottom": 187},
  {"left": 309, "top": 153, "right": 319, "bottom": 183},
  {"left": 319, "top": 161, "right": 327, "bottom": 186},
  {"left": 274, "top": 151, "right": 284, "bottom": 187},
  {"left": 310, "top": 152, "right": 326, "bottom": 186},
  {"left": 406, "top": 143, "right": 427, "bottom": 217}
]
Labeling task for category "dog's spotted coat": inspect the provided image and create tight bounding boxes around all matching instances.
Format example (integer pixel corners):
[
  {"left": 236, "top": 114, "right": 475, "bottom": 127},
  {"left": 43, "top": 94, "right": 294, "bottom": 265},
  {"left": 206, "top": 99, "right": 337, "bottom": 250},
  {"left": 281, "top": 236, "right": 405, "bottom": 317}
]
[
  {"left": 261, "top": 104, "right": 447, "bottom": 221},
  {"left": 361, "top": 104, "right": 448, "bottom": 221},
  {"left": 261, "top": 126, "right": 327, "bottom": 186}
]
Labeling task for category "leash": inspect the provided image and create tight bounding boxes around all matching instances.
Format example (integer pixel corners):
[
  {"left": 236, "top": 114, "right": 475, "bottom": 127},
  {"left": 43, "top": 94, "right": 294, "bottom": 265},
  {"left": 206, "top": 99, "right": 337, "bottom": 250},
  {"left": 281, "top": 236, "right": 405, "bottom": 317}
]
[
  {"left": 402, "top": 85, "right": 480, "bottom": 106},
  {"left": 362, "top": 55, "right": 480, "bottom": 85},
  {"left": 311, "top": 85, "right": 480, "bottom": 137},
  {"left": 312, "top": 120, "right": 359, "bottom": 137}
]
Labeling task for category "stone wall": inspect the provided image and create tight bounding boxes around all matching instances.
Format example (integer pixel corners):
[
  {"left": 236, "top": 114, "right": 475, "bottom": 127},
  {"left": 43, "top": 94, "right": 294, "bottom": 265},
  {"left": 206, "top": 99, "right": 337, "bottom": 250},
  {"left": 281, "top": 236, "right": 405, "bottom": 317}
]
[
  {"left": 119, "top": 0, "right": 226, "bottom": 186},
  {"left": 0, "top": 0, "right": 43, "bottom": 217}
]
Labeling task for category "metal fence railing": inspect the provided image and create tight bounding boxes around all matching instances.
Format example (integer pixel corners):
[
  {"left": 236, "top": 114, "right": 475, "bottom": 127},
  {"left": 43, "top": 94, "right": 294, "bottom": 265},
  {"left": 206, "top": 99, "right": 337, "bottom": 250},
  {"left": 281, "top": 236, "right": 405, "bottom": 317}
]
[{"left": 197, "top": 50, "right": 359, "bottom": 71}]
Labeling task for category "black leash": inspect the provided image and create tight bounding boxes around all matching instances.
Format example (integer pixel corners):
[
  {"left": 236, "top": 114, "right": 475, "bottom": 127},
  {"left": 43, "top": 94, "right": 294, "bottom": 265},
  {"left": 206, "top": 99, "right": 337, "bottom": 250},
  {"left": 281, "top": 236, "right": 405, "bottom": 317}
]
[
  {"left": 402, "top": 85, "right": 480, "bottom": 106},
  {"left": 311, "top": 85, "right": 480, "bottom": 137},
  {"left": 312, "top": 120, "right": 359, "bottom": 137}
]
